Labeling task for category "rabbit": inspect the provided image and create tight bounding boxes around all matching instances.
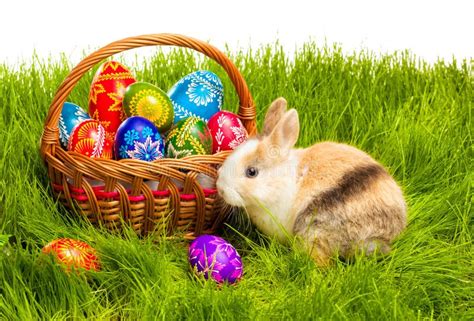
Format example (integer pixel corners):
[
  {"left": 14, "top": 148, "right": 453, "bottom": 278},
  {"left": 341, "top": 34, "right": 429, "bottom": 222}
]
[{"left": 216, "top": 98, "right": 407, "bottom": 266}]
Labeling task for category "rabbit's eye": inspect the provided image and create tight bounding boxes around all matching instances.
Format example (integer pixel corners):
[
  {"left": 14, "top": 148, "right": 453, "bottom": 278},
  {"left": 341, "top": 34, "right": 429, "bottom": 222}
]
[{"left": 246, "top": 167, "right": 259, "bottom": 178}]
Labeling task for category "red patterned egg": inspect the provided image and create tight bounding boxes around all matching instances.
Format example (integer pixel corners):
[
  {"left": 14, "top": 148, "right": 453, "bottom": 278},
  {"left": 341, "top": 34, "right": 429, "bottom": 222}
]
[
  {"left": 42, "top": 238, "right": 100, "bottom": 272},
  {"left": 207, "top": 111, "right": 248, "bottom": 153},
  {"left": 88, "top": 61, "right": 136, "bottom": 137},
  {"left": 68, "top": 120, "right": 113, "bottom": 159}
]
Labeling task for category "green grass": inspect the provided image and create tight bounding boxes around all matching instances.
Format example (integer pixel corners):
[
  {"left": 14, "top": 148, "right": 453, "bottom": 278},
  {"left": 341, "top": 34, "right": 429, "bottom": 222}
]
[{"left": 1, "top": 44, "right": 472, "bottom": 320}]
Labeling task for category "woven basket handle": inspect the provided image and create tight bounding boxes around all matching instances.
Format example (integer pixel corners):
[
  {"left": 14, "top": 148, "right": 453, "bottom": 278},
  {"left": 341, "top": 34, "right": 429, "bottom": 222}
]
[{"left": 41, "top": 33, "right": 257, "bottom": 158}]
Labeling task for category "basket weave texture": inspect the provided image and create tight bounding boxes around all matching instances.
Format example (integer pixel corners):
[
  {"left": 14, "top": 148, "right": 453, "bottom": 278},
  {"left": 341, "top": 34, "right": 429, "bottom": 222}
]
[{"left": 40, "top": 34, "right": 257, "bottom": 239}]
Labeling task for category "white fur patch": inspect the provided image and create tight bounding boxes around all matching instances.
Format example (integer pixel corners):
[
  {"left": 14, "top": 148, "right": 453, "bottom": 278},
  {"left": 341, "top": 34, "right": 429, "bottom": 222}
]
[
  {"left": 225, "top": 139, "right": 259, "bottom": 167},
  {"left": 246, "top": 150, "right": 299, "bottom": 242},
  {"left": 217, "top": 139, "right": 302, "bottom": 243},
  {"left": 217, "top": 139, "right": 259, "bottom": 184},
  {"left": 216, "top": 139, "right": 259, "bottom": 205}
]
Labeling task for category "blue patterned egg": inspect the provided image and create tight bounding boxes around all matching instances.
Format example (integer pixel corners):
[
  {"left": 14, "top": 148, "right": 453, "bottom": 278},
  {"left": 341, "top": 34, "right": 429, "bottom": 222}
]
[
  {"left": 168, "top": 70, "right": 223, "bottom": 123},
  {"left": 114, "top": 116, "right": 164, "bottom": 161},
  {"left": 58, "top": 102, "right": 91, "bottom": 148}
]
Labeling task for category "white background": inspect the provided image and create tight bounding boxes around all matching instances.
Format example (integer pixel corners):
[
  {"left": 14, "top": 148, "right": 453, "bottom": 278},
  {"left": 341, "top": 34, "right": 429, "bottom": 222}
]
[{"left": 1, "top": 0, "right": 472, "bottom": 65}]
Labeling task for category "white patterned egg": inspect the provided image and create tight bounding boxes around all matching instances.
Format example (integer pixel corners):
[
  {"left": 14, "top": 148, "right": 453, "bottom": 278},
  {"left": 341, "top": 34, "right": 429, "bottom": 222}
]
[{"left": 168, "top": 70, "right": 223, "bottom": 123}]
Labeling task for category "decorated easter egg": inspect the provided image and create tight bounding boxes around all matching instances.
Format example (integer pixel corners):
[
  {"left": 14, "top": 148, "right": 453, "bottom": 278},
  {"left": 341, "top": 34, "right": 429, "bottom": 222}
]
[
  {"left": 207, "top": 111, "right": 248, "bottom": 153},
  {"left": 168, "top": 70, "right": 223, "bottom": 123},
  {"left": 114, "top": 116, "right": 164, "bottom": 161},
  {"left": 88, "top": 61, "right": 136, "bottom": 136},
  {"left": 58, "top": 102, "right": 91, "bottom": 149},
  {"left": 123, "top": 82, "right": 174, "bottom": 133},
  {"left": 68, "top": 120, "right": 113, "bottom": 159},
  {"left": 165, "top": 117, "right": 212, "bottom": 158},
  {"left": 42, "top": 238, "right": 100, "bottom": 271},
  {"left": 188, "top": 235, "right": 243, "bottom": 284}
]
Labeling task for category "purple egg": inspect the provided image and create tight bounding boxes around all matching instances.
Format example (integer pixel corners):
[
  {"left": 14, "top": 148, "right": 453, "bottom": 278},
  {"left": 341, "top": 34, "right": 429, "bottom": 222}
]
[{"left": 188, "top": 235, "right": 243, "bottom": 284}]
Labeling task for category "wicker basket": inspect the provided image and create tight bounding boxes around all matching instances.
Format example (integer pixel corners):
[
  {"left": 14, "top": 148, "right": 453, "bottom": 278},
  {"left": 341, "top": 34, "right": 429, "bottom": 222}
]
[{"left": 40, "top": 34, "right": 257, "bottom": 239}]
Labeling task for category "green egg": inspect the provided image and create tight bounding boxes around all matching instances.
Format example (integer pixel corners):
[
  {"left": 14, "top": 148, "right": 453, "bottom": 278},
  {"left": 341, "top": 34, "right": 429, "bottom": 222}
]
[
  {"left": 165, "top": 117, "right": 213, "bottom": 158},
  {"left": 123, "top": 82, "right": 174, "bottom": 133}
]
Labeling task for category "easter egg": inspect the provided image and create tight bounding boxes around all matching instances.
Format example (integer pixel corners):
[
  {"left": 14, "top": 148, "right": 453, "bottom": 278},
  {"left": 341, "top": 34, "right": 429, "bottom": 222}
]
[
  {"left": 42, "top": 238, "right": 100, "bottom": 271},
  {"left": 68, "top": 120, "right": 113, "bottom": 159},
  {"left": 165, "top": 117, "right": 212, "bottom": 158},
  {"left": 88, "top": 61, "right": 136, "bottom": 136},
  {"left": 168, "top": 70, "right": 223, "bottom": 123},
  {"left": 123, "top": 82, "right": 174, "bottom": 133},
  {"left": 58, "top": 102, "right": 91, "bottom": 149},
  {"left": 207, "top": 111, "right": 248, "bottom": 153},
  {"left": 114, "top": 116, "right": 164, "bottom": 161},
  {"left": 188, "top": 235, "right": 243, "bottom": 284}
]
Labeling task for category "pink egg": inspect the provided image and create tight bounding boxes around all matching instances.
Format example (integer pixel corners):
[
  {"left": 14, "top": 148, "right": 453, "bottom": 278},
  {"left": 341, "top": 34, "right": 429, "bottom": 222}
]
[{"left": 207, "top": 111, "right": 248, "bottom": 153}]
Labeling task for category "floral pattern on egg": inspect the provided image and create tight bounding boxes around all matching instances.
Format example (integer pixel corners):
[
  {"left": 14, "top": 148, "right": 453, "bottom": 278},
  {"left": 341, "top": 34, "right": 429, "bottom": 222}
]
[
  {"left": 114, "top": 116, "right": 164, "bottom": 162},
  {"left": 168, "top": 70, "right": 223, "bottom": 123},
  {"left": 207, "top": 111, "right": 248, "bottom": 153},
  {"left": 88, "top": 61, "right": 136, "bottom": 137},
  {"left": 188, "top": 235, "right": 243, "bottom": 284},
  {"left": 123, "top": 82, "right": 174, "bottom": 133},
  {"left": 165, "top": 117, "right": 212, "bottom": 158},
  {"left": 68, "top": 119, "right": 112, "bottom": 159}
]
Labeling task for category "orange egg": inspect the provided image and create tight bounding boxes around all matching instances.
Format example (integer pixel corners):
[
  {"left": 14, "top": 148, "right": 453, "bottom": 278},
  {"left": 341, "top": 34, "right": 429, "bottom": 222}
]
[
  {"left": 42, "top": 238, "right": 100, "bottom": 272},
  {"left": 68, "top": 119, "right": 113, "bottom": 159}
]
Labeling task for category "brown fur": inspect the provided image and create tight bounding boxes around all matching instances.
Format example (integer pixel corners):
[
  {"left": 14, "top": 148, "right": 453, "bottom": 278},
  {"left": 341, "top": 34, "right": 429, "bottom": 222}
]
[
  {"left": 276, "top": 100, "right": 407, "bottom": 264},
  {"left": 291, "top": 142, "right": 406, "bottom": 264},
  {"left": 263, "top": 97, "right": 287, "bottom": 136},
  {"left": 302, "top": 163, "right": 388, "bottom": 213},
  {"left": 267, "top": 109, "right": 300, "bottom": 156}
]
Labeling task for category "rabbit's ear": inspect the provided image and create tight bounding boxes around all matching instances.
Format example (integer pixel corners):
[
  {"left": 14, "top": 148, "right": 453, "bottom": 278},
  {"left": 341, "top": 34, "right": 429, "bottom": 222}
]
[
  {"left": 263, "top": 97, "right": 287, "bottom": 136},
  {"left": 268, "top": 109, "right": 300, "bottom": 154}
]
